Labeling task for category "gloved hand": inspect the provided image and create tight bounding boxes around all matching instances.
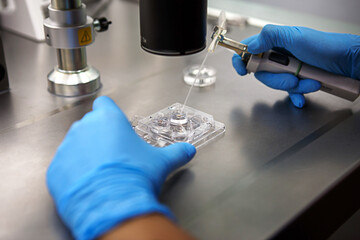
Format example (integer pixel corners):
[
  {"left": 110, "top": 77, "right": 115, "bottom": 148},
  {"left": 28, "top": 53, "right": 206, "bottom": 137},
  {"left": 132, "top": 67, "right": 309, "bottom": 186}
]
[
  {"left": 232, "top": 24, "right": 360, "bottom": 108},
  {"left": 47, "top": 96, "right": 196, "bottom": 240}
]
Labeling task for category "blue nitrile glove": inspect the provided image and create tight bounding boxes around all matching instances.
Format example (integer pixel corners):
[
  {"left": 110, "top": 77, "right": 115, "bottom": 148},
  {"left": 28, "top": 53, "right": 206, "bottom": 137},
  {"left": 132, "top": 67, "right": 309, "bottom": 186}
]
[
  {"left": 47, "top": 96, "right": 196, "bottom": 240},
  {"left": 232, "top": 24, "right": 360, "bottom": 108}
]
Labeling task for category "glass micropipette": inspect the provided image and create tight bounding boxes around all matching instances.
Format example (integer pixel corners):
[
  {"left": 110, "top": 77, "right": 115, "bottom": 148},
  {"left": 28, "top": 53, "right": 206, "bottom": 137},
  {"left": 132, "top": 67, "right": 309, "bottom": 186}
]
[{"left": 181, "top": 11, "right": 227, "bottom": 113}]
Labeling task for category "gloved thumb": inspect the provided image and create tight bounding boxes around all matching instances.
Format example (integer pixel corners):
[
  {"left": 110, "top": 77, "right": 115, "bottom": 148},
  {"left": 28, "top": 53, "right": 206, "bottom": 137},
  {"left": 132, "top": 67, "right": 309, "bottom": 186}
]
[
  {"left": 289, "top": 93, "right": 306, "bottom": 108},
  {"left": 160, "top": 142, "right": 196, "bottom": 174},
  {"left": 93, "top": 96, "right": 121, "bottom": 112}
]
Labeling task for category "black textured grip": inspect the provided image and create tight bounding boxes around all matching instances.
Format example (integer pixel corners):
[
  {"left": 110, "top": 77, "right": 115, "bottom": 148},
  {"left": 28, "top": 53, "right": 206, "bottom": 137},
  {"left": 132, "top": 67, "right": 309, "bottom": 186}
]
[{"left": 269, "top": 52, "right": 290, "bottom": 66}]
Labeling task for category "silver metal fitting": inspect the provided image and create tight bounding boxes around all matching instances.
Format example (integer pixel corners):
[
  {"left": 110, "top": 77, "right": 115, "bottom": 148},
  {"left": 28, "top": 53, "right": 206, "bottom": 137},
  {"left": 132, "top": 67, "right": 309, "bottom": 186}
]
[
  {"left": 44, "top": 0, "right": 103, "bottom": 97},
  {"left": 44, "top": 4, "right": 95, "bottom": 49},
  {"left": 211, "top": 26, "right": 251, "bottom": 62},
  {"left": 48, "top": 66, "right": 100, "bottom": 97}
]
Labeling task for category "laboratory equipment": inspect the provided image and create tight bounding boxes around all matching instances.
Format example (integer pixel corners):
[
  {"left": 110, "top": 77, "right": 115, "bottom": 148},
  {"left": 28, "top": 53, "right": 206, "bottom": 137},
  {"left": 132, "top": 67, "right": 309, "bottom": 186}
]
[
  {"left": 43, "top": 0, "right": 111, "bottom": 97},
  {"left": 211, "top": 25, "right": 360, "bottom": 101},
  {"left": 182, "top": 11, "right": 227, "bottom": 87},
  {"left": 3, "top": 1, "right": 360, "bottom": 239},
  {"left": 0, "top": 0, "right": 110, "bottom": 42},
  {"left": 0, "top": 34, "right": 9, "bottom": 93},
  {"left": 0, "top": 0, "right": 50, "bottom": 41},
  {"left": 133, "top": 103, "right": 225, "bottom": 148},
  {"left": 137, "top": 6, "right": 226, "bottom": 147},
  {"left": 139, "top": 0, "right": 207, "bottom": 56},
  {"left": 183, "top": 65, "right": 216, "bottom": 87}
]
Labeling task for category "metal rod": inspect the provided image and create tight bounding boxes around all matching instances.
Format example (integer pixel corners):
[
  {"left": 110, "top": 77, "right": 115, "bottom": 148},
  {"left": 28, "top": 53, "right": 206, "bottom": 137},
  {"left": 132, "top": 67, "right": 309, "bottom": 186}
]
[
  {"left": 51, "top": 0, "right": 82, "bottom": 10},
  {"left": 56, "top": 48, "right": 87, "bottom": 71},
  {"left": 52, "top": 0, "right": 87, "bottom": 72}
]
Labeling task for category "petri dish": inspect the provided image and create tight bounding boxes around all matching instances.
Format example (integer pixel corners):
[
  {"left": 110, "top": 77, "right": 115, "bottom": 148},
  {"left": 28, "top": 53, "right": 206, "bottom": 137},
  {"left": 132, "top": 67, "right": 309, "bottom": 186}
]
[
  {"left": 183, "top": 65, "right": 216, "bottom": 87},
  {"left": 132, "top": 103, "right": 225, "bottom": 148}
]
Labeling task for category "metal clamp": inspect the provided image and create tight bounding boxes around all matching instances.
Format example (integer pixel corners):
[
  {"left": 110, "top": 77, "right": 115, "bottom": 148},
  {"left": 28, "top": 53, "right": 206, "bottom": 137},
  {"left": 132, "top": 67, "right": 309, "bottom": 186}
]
[
  {"left": 211, "top": 26, "right": 251, "bottom": 62},
  {"left": 44, "top": 4, "right": 95, "bottom": 49}
]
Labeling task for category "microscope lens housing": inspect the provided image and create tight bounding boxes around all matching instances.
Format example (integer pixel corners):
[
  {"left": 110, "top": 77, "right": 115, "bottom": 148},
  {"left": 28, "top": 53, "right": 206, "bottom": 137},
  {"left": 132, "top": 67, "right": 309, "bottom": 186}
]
[{"left": 139, "top": 0, "right": 207, "bottom": 56}]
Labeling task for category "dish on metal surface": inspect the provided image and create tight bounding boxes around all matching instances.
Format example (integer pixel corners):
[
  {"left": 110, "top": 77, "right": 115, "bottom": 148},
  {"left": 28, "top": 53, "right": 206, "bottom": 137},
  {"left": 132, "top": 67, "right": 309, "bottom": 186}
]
[
  {"left": 183, "top": 65, "right": 217, "bottom": 87},
  {"left": 132, "top": 103, "right": 225, "bottom": 148}
]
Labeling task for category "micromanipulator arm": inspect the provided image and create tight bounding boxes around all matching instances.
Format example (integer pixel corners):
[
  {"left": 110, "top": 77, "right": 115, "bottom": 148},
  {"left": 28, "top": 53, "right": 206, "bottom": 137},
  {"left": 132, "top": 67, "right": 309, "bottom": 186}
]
[{"left": 210, "top": 26, "right": 360, "bottom": 101}]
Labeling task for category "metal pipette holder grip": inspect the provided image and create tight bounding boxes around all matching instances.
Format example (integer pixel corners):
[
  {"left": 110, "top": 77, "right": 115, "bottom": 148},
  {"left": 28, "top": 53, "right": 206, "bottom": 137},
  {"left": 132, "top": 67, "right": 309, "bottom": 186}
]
[
  {"left": 247, "top": 51, "right": 360, "bottom": 101},
  {"left": 211, "top": 26, "right": 360, "bottom": 102}
]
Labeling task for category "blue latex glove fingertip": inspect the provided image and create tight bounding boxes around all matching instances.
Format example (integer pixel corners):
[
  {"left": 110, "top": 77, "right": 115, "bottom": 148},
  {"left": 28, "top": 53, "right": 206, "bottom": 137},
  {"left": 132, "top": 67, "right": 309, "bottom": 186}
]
[
  {"left": 93, "top": 96, "right": 119, "bottom": 111},
  {"left": 160, "top": 142, "right": 196, "bottom": 175},
  {"left": 240, "top": 34, "right": 259, "bottom": 54},
  {"left": 255, "top": 72, "right": 298, "bottom": 90},
  {"left": 232, "top": 54, "right": 247, "bottom": 76},
  {"left": 289, "top": 93, "right": 305, "bottom": 108},
  {"left": 247, "top": 40, "right": 262, "bottom": 54},
  {"left": 184, "top": 143, "right": 196, "bottom": 159},
  {"left": 164, "top": 142, "right": 196, "bottom": 162},
  {"left": 288, "top": 79, "right": 321, "bottom": 94}
]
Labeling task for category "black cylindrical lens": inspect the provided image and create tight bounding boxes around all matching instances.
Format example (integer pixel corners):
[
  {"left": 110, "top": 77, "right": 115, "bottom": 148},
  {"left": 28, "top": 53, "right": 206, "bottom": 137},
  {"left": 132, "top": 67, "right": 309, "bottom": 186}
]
[{"left": 139, "top": 0, "right": 207, "bottom": 56}]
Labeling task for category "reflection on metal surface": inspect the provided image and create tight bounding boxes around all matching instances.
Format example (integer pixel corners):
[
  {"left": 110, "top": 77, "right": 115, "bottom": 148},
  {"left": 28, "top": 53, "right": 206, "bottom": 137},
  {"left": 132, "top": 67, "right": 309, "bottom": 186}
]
[
  {"left": 183, "top": 65, "right": 216, "bottom": 87},
  {"left": 264, "top": 109, "right": 353, "bottom": 168},
  {"left": 133, "top": 103, "right": 225, "bottom": 148},
  {"left": 0, "top": 94, "right": 99, "bottom": 135}
]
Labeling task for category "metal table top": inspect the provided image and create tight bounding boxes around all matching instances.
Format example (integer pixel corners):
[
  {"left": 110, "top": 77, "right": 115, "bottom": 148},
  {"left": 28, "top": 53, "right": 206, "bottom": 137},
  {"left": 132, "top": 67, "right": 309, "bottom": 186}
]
[{"left": 1, "top": 1, "right": 359, "bottom": 239}]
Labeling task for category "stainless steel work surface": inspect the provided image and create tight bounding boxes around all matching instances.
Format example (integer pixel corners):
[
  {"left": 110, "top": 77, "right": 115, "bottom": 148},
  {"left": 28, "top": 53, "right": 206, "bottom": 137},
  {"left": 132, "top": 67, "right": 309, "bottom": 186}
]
[{"left": 1, "top": 1, "right": 360, "bottom": 239}]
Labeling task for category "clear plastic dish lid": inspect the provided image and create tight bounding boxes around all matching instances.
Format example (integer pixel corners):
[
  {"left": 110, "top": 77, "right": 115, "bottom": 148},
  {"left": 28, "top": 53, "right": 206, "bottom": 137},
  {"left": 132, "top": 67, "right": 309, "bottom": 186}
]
[{"left": 132, "top": 103, "right": 225, "bottom": 148}]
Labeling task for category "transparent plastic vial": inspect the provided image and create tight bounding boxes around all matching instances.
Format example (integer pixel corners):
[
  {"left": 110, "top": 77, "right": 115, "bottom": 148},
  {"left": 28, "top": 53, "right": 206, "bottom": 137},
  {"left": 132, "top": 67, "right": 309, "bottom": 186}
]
[{"left": 183, "top": 65, "right": 216, "bottom": 87}]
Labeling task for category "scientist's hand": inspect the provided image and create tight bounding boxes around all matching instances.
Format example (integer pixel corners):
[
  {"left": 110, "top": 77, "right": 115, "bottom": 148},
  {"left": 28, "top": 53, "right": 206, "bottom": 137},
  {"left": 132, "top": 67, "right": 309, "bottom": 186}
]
[
  {"left": 232, "top": 24, "right": 360, "bottom": 108},
  {"left": 47, "top": 96, "right": 196, "bottom": 240}
]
